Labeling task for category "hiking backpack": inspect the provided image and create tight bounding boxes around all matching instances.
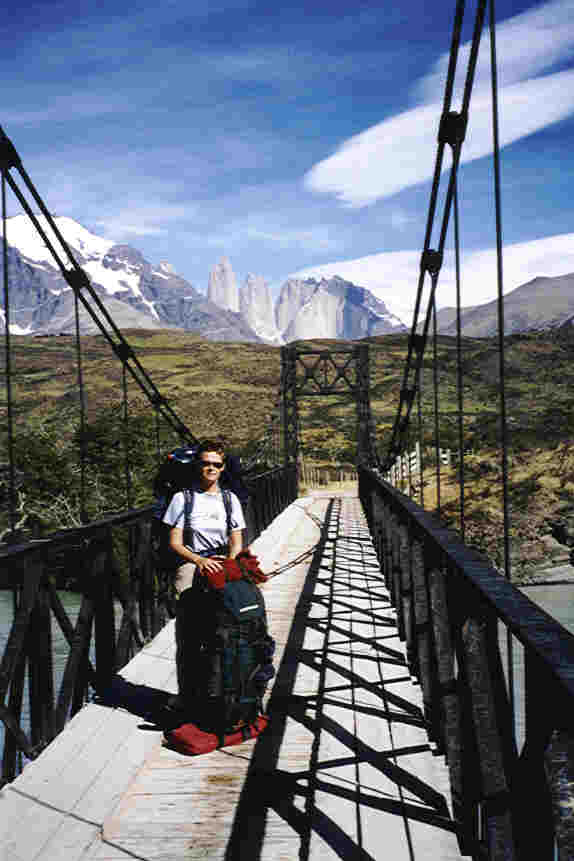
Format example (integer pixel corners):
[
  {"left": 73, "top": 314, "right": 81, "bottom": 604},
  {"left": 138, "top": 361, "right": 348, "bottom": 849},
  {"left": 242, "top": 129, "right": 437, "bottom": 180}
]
[{"left": 178, "top": 562, "right": 275, "bottom": 740}]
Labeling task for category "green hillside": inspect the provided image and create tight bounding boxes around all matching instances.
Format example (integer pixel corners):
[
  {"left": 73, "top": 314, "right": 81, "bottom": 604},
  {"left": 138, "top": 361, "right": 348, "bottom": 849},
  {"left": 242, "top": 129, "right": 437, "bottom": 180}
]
[{"left": 2, "top": 328, "right": 574, "bottom": 581}]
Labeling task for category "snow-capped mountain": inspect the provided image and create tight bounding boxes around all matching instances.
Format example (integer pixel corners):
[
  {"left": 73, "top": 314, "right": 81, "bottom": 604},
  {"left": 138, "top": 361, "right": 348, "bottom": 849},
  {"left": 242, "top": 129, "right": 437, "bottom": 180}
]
[
  {"left": 0, "top": 214, "right": 406, "bottom": 342},
  {"left": 0, "top": 215, "right": 261, "bottom": 341}
]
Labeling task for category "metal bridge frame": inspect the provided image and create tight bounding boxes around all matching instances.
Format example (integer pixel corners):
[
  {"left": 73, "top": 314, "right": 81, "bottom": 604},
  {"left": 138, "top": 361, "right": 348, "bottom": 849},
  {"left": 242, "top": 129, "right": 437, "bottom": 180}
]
[{"left": 280, "top": 343, "right": 377, "bottom": 470}]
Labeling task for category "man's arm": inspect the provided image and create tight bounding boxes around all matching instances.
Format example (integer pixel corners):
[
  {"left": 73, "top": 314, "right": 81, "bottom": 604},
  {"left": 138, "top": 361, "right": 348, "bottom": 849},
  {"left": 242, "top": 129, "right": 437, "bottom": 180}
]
[{"left": 228, "top": 528, "right": 242, "bottom": 559}]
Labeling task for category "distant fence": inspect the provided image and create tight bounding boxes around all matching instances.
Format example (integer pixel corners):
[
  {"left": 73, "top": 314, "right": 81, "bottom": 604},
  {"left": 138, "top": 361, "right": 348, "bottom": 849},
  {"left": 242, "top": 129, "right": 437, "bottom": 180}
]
[
  {"left": 385, "top": 444, "right": 466, "bottom": 487},
  {"left": 0, "top": 465, "right": 297, "bottom": 785},
  {"left": 359, "top": 467, "right": 574, "bottom": 860},
  {"left": 299, "top": 464, "right": 357, "bottom": 488}
]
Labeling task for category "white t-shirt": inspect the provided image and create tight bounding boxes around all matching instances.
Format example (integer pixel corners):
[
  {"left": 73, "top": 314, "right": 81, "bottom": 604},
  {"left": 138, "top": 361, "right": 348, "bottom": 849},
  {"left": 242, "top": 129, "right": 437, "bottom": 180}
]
[{"left": 162, "top": 488, "right": 245, "bottom": 555}]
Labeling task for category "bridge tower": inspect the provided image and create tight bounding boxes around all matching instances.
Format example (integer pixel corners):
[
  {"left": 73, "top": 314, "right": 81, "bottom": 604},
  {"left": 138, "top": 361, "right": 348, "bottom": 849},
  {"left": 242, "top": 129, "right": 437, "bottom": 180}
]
[{"left": 280, "top": 343, "right": 377, "bottom": 470}]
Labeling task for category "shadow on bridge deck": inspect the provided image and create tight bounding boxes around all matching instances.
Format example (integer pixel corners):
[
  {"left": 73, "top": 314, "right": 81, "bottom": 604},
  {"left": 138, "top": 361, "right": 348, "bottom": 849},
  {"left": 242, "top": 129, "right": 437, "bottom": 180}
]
[{"left": 0, "top": 492, "right": 466, "bottom": 861}]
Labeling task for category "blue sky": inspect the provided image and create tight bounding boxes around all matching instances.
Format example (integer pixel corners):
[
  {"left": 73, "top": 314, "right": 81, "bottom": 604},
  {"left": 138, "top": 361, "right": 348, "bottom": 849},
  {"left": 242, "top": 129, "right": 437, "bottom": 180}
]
[{"left": 3, "top": 0, "right": 574, "bottom": 318}]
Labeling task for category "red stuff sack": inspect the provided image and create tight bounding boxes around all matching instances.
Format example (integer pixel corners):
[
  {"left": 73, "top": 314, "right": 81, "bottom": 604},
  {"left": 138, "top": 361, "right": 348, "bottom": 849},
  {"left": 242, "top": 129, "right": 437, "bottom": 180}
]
[{"left": 164, "top": 714, "right": 269, "bottom": 756}]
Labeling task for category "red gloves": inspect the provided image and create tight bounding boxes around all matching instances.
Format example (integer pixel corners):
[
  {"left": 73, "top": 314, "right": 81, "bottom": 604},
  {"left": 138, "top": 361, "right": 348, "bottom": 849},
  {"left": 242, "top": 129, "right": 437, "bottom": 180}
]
[{"left": 203, "top": 549, "right": 267, "bottom": 590}]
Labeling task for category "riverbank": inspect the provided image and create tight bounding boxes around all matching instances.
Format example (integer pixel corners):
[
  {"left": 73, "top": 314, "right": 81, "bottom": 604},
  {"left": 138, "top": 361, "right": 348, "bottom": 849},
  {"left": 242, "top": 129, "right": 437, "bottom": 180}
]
[{"left": 519, "top": 562, "right": 574, "bottom": 586}]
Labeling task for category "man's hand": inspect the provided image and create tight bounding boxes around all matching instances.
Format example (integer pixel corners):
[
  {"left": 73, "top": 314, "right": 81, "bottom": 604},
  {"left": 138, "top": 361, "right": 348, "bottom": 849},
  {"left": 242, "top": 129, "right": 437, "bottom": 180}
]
[{"left": 196, "top": 555, "right": 226, "bottom": 574}]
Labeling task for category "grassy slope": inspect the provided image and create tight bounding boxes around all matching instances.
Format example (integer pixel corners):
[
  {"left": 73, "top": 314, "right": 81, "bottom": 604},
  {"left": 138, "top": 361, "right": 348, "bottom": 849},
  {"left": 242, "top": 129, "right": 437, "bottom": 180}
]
[{"left": 2, "top": 328, "right": 574, "bottom": 580}]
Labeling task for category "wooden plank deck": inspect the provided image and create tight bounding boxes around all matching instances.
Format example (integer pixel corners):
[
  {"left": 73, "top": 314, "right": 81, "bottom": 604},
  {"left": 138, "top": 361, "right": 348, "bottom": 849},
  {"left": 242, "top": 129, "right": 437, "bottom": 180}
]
[{"left": 0, "top": 492, "right": 467, "bottom": 861}]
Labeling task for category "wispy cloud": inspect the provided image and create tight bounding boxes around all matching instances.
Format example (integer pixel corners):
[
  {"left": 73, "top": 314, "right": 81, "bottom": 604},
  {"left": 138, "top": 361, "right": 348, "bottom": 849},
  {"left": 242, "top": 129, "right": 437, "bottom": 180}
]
[
  {"left": 293, "top": 232, "right": 574, "bottom": 324},
  {"left": 3, "top": 93, "right": 132, "bottom": 126},
  {"left": 197, "top": 215, "right": 340, "bottom": 253},
  {"left": 417, "top": 0, "right": 574, "bottom": 101},
  {"left": 305, "top": 0, "right": 574, "bottom": 206},
  {"left": 93, "top": 204, "right": 193, "bottom": 239}
]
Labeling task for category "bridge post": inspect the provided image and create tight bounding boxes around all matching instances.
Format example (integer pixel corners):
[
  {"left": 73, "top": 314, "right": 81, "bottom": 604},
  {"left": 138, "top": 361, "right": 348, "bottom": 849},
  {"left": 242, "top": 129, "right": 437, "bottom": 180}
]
[
  {"left": 355, "top": 343, "right": 376, "bottom": 466},
  {"left": 411, "top": 538, "right": 435, "bottom": 733},
  {"left": 399, "top": 523, "right": 416, "bottom": 671},
  {"left": 462, "top": 615, "right": 515, "bottom": 859},
  {"left": 280, "top": 346, "right": 299, "bottom": 473},
  {"left": 545, "top": 728, "right": 574, "bottom": 861},
  {"left": 428, "top": 565, "right": 470, "bottom": 848}
]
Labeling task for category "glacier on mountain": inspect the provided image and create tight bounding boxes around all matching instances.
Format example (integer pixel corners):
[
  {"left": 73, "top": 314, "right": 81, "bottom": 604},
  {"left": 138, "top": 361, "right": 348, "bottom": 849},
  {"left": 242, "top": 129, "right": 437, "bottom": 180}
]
[
  {"left": 0, "top": 215, "right": 261, "bottom": 341},
  {"left": 0, "top": 214, "right": 407, "bottom": 342}
]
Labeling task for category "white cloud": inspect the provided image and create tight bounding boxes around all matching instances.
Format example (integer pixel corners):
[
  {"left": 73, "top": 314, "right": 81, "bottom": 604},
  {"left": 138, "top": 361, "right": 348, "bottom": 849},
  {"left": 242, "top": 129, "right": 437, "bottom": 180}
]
[
  {"left": 292, "top": 233, "right": 574, "bottom": 325},
  {"left": 418, "top": 0, "right": 574, "bottom": 102},
  {"left": 305, "top": 0, "right": 574, "bottom": 207},
  {"left": 305, "top": 69, "right": 574, "bottom": 207},
  {"left": 93, "top": 205, "right": 192, "bottom": 240},
  {"left": 195, "top": 213, "right": 341, "bottom": 253}
]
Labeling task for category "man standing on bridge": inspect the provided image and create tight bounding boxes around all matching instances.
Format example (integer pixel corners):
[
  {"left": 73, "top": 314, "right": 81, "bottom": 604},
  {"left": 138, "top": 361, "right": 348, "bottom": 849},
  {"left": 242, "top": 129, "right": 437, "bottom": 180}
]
[
  {"left": 163, "top": 438, "right": 246, "bottom": 593},
  {"left": 161, "top": 438, "right": 246, "bottom": 711}
]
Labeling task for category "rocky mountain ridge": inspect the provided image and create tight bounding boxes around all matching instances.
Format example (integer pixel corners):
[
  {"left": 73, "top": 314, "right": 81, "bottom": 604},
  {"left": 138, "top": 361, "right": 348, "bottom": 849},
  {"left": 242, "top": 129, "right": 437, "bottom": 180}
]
[
  {"left": 0, "top": 216, "right": 406, "bottom": 343},
  {"left": 434, "top": 273, "right": 574, "bottom": 337},
  {"left": 3, "top": 215, "right": 574, "bottom": 343}
]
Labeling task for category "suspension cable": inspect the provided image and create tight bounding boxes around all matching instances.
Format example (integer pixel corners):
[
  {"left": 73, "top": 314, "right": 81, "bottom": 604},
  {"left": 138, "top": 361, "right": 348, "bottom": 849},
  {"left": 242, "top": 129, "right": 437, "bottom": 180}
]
[
  {"left": 1, "top": 169, "right": 16, "bottom": 539},
  {"left": 488, "top": 0, "right": 514, "bottom": 737},
  {"left": 453, "top": 178, "right": 466, "bottom": 541},
  {"left": 432, "top": 297, "right": 441, "bottom": 514},
  {"left": 384, "top": 0, "right": 488, "bottom": 471},
  {"left": 121, "top": 365, "right": 133, "bottom": 509},
  {"left": 0, "top": 126, "right": 196, "bottom": 446},
  {"left": 489, "top": 0, "right": 510, "bottom": 582},
  {"left": 386, "top": 0, "right": 466, "bottom": 464},
  {"left": 72, "top": 289, "right": 88, "bottom": 523},
  {"left": 417, "top": 364, "right": 424, "bottom": 507}
]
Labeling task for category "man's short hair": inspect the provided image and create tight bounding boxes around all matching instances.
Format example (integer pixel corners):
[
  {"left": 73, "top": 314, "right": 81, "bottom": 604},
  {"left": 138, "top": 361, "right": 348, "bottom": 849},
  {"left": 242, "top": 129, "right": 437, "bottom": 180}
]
[{"left": 195, "top": 438, "right": 226, "bottom": 460}]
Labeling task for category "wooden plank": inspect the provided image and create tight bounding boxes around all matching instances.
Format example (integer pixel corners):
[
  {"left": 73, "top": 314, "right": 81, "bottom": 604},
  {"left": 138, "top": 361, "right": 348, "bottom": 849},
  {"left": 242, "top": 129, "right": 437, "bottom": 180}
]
[
  {"left": 11, "top": 703, "right": 114, "bottom": 795},
  {"left": 3, "top": 493, "right": 465, "bottom": 861},
  {"left": 99, "top": 497, "right": 331, "bottom": 860},
  {"left": 18, "top": 815, "right": 101, "bottom": 861},
  {"left": 0, "top": 786, "right": 68, "bottom": 861}
]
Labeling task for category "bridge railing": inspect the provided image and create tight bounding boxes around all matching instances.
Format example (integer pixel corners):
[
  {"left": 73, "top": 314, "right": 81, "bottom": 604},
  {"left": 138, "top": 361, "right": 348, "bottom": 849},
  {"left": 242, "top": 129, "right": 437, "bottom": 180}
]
[
  {"left": 359, "top": 467, "right": 574, "bottom": 861},
  {"left": 0, "top": 464, "right": 297, "bottom": 785}
]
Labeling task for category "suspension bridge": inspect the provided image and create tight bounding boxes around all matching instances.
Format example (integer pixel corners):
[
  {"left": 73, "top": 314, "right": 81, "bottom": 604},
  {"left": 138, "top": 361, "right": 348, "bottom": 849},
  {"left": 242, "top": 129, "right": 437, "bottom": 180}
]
[{"left": 1, "top": 1, "right": 574, "bottom": 859}]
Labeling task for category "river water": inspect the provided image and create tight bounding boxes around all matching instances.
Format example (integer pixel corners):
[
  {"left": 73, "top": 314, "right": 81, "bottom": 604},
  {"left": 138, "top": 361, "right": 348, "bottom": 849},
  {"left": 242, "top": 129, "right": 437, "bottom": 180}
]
[
  {"left": 502, "top": 581, "right": 574, "bottom": 748},
  {"left": 1, "top": 582, "right": 573, "bottom": 760}
]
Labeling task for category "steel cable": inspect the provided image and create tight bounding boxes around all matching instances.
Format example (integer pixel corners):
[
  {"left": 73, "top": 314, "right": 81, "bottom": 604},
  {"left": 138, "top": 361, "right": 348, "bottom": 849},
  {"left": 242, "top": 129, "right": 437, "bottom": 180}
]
[
  {"left": 1, "top": 169, "right": 16, "bottom": 539},
  {"left": 453, "top": 179, "right": 466, "bottom": 541},
  {"left": 0, "top": 126, "right": 196, "bottom": 446},
  {"left": 72, "top": 289, "right": 88, "bottom": 523},
  {"left": 432, "top": 297, "right": 442, "bottom": 515},
  {"left": 384, "top": 0, "right": 488, "bottom": 471},
  {"left": 385, "top": 0, "right": 467, "bottom": 465},
  {"left": 121, "top": 365, "right": 133, "bottom": 509},
  {"left": 488, "top": 0, "right": 515, "bottom": 738}
]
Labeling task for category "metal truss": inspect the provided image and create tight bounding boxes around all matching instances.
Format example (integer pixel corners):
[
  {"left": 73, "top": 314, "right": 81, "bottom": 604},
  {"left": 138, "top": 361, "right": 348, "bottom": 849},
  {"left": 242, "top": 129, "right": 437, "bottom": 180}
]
[{"left": 280, "top": 344, "right": 378, "bottom": 468}]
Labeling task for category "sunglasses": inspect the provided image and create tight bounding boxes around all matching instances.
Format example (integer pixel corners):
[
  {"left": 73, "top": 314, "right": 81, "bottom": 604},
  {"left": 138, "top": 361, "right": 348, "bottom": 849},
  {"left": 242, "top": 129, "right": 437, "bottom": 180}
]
[{"left": 200, "top": 460, "right": 224, "bottom": 468}]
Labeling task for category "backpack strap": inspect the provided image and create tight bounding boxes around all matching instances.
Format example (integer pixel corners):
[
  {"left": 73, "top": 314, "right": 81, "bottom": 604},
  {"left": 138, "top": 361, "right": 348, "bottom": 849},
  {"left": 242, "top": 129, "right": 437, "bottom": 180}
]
[
  {"left": 221, "top": 488, "right": 233, "bottom": 538},
  {"left": 182, "top": 487, "right": 233, "bottom": 550},
  {"left": 182, "top": 488, "right": 195, "bottom": 548}
]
